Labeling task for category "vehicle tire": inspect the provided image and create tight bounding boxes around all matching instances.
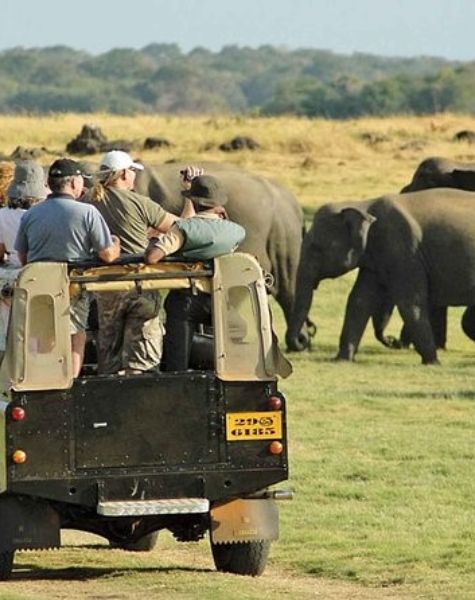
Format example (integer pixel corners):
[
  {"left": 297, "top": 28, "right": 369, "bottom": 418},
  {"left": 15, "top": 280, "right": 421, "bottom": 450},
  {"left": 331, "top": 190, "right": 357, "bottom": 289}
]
[
  {"left": 210, "top": 540, "right": 271, "bottom": 576},
  {"left": 0, "top": 550, "right": 14, "bottom": 580},
  {"left": 109, "top": 531, "right": 159, "bottom": 552}
]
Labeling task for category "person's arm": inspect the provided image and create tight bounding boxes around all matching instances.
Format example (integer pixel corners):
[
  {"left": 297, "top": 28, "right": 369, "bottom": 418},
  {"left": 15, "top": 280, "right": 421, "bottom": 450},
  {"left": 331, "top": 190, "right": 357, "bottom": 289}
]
[
  {"left": 145, "top": 226, "right": 184, "bottom": 264},
  {"left": 155, "top": 212, "right": 178, "bottom": 233},
  {"left": 98, "top": 234, "right": 120, "bottom": 263},
  {"left": 145, "top": 194, "right": 195, "bottom": 236},
  {"left": 155, "top": 198, "right": 194, "bottom": 231},
  {"left": 0, "top": 243, "right": 6, "bottom": 263},
  {"left": 180, "top": 197, "right": 195, "bottom": 218},
  {"left": 145, "top": 246, "right": 166, "bottom": 264}
]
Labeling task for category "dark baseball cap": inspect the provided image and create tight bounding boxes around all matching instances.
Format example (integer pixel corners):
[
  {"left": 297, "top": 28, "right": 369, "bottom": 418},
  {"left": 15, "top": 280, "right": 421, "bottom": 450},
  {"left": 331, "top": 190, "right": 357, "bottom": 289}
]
[
  {"left": 183, "top": 175, "right": 228, "bottom": 207},
  {"left": 48, "top": 158, "right": 91, "bottom": 178}
]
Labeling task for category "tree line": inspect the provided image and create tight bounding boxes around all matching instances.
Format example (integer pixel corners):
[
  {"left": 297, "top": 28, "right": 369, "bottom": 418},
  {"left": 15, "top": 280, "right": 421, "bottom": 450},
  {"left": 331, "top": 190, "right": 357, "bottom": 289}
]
[{"left": 0, "top": 44, "right": 473, "bottom": 116}]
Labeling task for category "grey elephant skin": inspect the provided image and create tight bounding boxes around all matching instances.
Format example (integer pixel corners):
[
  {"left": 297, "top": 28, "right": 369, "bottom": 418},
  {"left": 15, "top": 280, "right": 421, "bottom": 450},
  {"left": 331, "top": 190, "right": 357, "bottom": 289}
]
[
  {"left": 134, "top": 161, "right": 304, "bottom": 328},
  {"left": 286, "top": 188, "right": 475, "bottom": 364},
  {"left": 397, "top": 157, "right": 475, "bottom": 347},
  {"left": 401, "top": 156, "right": 475, "bottom": 193}
]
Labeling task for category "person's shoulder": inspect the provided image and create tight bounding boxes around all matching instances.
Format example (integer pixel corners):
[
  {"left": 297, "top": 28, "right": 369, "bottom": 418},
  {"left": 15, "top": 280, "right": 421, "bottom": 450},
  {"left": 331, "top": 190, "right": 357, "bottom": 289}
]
[
  {"left": 81, "top": 190, "right": 93, "bottom": 204},
  {"left": 113, "top": 188, "right": 141, "bottom": 201},
  {"left": 127, "top": 188, "right": 162, "bottom": 207},
  {"left": 111, "top": 187, "right": 151, "bottom": 207},
  {"left": 80, "top": 201, "right": 104, "bottom": 217},
  {"left": 22, "top": 201, "right": 45, "bottom": 218}
]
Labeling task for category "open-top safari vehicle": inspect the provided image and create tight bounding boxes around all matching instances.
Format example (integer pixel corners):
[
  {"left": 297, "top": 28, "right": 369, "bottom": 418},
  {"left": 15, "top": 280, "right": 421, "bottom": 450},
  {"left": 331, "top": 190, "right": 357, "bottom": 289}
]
[{"left": 0, "top": 252, "right": 291, "bottom": 580}]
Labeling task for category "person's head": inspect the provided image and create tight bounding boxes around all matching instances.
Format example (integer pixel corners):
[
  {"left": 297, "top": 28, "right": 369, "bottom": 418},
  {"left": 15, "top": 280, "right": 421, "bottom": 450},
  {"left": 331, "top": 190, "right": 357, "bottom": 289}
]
[
  {"left": 47, "top": 158, "right": 89, "bottom": 199},
  {"left": 95, "top": 150, "right": 144, "bottom": 193},
  {"left": 183, "top": 175, "right": 228, "bottom": 213},
  {"left": 8, "top": 160, "right": 48, "bottom": 209}
]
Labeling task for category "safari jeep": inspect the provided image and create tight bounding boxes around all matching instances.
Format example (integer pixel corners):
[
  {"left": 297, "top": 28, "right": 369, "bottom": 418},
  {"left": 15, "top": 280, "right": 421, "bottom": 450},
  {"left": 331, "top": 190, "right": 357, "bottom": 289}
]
[{"left": 0, "top": 252, "right": 291, "bottom": 580}]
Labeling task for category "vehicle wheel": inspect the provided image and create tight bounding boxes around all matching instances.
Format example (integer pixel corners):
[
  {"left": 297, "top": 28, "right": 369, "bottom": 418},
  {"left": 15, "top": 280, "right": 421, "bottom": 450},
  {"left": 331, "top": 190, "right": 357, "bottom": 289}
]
[
  {"left": 210, "top": 540, "right": 271, "bottom": 576},
  {"left": 109, "top": 531, "right": 159, "bottom": 552},
  {"left": 0, "top": 550, "right": 14, "bottom": 580}
]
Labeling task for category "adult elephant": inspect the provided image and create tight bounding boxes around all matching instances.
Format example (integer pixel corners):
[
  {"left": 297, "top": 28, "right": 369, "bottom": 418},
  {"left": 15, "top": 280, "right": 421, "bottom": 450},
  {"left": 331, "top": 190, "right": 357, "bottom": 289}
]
[
  {"left": 395, "top": 157, "right": 475, "bottom": 348},
  {"left": 401, "top": 156, "right": 475, "bottom": 193},
  {"left": 286, "top": 188, "right": 475, "bottom": 364},
  {"left": 134, "top": 161, "right": 305, "bottom": 331}
]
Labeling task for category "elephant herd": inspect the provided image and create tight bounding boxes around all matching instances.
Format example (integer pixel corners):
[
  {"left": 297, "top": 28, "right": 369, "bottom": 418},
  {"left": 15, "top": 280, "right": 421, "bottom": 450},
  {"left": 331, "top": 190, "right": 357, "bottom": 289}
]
[
  {"left": 286, "top": 156, "right": 475, "bottom": 364},
  {"left": 134, "top": 156, "right": 475, "bottom": 366}
]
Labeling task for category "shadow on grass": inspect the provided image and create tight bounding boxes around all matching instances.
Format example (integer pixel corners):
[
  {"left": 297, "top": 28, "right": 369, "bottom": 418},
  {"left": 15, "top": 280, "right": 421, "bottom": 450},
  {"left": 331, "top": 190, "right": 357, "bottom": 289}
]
[
  {"left": 12, "top": 562, "right": 213, "bottom": 582},
  {"left": 365, "top": 389, "right": 475, "bottom": 401}
]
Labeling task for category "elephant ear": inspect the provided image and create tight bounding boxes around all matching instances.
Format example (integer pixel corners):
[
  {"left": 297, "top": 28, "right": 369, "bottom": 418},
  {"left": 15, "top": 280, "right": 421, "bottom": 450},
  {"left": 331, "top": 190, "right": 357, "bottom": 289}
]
[{"left": 340, "top": 207, "right": 376, "bottom": 257}]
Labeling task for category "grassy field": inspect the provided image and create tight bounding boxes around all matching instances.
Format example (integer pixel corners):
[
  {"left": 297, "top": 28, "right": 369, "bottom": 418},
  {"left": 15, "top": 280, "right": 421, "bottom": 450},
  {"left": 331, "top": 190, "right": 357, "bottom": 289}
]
[{"left": 1, "top": 113, "right": 475, "bottom": 599}]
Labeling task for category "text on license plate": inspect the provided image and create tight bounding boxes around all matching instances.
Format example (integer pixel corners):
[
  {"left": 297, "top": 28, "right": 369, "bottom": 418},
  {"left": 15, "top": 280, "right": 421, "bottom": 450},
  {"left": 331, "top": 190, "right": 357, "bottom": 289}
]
[{"left": 226, "top": 412, "right": 282, "bottom": 441}]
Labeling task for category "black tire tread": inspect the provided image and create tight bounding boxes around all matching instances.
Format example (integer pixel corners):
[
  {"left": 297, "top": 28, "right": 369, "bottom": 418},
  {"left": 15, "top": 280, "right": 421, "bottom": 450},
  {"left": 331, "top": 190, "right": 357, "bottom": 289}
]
[
  {"left": 211, "top": 540, "right": 270, "bottom": 576},
  {"left": 0, "top": 550, "right": 14, "bottom": 581}
]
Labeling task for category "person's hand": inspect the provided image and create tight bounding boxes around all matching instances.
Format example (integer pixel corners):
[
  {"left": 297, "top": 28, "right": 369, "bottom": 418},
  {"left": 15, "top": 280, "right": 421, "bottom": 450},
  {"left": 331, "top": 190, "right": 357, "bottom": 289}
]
[
  {"left": 181, "top": 197, "right": 196, "bottom": 218},
  {"left": 180, "top": 165, "right": 204, "bottom": 183},
  {"left": 211, "top": 206, "right": 228, "bottom": 219}
]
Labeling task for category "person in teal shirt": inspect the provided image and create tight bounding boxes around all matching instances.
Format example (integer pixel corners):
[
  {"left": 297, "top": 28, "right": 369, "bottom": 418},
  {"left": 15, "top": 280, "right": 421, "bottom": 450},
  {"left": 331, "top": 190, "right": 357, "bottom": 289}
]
[{"left": 145, "top": 175, "right": 245, "bottom": 371}]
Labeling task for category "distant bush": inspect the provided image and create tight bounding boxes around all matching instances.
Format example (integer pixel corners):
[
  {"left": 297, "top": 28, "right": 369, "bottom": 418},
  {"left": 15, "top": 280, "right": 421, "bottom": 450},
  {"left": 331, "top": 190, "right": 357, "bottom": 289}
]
[{"left": 0, "top": 44, "right": 472, "bottom": 116}]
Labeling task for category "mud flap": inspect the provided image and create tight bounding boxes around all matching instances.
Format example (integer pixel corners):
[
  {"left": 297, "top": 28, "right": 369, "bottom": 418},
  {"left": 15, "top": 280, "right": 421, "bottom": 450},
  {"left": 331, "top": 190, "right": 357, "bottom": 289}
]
[
  {"left": 210, "top": 498, "right": 278, "bottom": 544},
  {"left": 0, "top": 495, "right": 60, "bottom": 552}
]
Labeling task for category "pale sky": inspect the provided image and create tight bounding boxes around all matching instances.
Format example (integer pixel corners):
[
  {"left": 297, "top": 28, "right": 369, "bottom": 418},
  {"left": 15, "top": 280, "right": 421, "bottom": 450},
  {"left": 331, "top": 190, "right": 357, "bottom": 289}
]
[{"left": 2, "top": 0, "right": 474, "bottom": 61}]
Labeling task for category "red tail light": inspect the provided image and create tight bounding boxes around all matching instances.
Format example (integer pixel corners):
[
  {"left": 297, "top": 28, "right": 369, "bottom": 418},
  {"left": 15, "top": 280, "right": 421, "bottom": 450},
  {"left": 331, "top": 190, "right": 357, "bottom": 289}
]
[
  {"left": 11, "top": 407, "right": 26, "bottom": 421},
  {"left": 268, "top": 395, "right": 282, "bottom": 410}
]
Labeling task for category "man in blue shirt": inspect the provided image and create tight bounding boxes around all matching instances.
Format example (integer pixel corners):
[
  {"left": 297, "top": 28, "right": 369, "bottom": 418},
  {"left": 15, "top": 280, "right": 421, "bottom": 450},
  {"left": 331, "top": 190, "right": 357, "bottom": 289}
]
[{"left": 15, "top": 158, "right": 120, "bottom": 376}]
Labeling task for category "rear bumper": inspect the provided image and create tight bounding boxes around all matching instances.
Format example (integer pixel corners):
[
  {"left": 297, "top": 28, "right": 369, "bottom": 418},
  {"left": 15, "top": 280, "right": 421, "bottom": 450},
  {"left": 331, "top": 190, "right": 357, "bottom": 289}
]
[{"left": 8, "top": 466, "right": 288, "bottom": 507}]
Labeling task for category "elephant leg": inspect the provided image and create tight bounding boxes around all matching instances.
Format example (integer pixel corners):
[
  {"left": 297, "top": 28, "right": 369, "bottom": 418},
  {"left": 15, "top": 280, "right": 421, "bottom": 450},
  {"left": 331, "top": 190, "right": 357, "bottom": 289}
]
[
  {"left": 372, "top": 294, "right": 403, "bottom": 349},
  {"left": 399, "top": 323, "right": 412, "bottom": 348},
  {"left": 429, "top": 306, "right": 447, "bottom": 349},
  {"left": 461, "top": 305, "right": 475, "bottom": 341},
  {"left": 399, "top": 305, "right": 447, "bottom": 350},
  {"left": 396, "top": 300, "right": 438, "bottom": 364},
  {"left": 336, "top": 269, "right": 381, "bottom": 361}
]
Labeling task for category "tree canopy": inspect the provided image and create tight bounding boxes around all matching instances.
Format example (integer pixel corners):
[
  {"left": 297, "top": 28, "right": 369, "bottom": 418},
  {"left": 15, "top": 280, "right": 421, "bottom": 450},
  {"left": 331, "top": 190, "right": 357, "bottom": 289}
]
[{"left": 0, "top": 45, "right": 473, "bottom": 116}]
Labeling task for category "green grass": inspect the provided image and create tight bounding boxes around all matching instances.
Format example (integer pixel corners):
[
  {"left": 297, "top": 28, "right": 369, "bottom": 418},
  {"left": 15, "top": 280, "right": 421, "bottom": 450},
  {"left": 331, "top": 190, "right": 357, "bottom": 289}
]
[
  {"left": 271, "top": 275, "right": 475, "bottom": 597},
  {"left": 7, "top": 276, "right": 475, "bottom": 599}
]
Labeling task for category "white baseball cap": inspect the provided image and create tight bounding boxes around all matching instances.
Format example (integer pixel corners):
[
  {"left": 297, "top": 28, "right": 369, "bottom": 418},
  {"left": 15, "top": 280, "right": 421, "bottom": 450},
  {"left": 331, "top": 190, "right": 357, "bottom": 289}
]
[{"left": 99, "top": 150, "right": 144, "bottom": 172}]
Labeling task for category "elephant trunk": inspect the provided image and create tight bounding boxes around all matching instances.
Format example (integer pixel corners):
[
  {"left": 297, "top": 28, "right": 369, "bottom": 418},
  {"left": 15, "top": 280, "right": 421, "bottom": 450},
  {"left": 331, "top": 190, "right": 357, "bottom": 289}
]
[{"left": 286, "top": 262, "right": 319, "bottom": 352}]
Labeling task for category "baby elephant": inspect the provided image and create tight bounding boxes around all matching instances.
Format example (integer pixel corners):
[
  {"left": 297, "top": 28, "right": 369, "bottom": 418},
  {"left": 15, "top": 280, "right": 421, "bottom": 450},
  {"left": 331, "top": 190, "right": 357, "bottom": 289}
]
[{"left": 286, "top": 188, "right": 475, "bottom": 364}]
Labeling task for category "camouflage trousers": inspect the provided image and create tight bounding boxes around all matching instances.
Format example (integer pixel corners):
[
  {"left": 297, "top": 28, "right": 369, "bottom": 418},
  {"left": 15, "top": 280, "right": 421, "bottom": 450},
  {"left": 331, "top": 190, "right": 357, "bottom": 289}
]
[{"left": 95, "top": 289, "right": 163, "bottom": 374}]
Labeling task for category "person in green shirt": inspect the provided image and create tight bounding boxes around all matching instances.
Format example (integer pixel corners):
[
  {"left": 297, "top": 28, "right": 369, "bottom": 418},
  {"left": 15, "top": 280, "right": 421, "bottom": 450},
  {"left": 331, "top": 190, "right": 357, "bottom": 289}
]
[{"left": 86, "top": 150, "right": 194, "bottom": 374}]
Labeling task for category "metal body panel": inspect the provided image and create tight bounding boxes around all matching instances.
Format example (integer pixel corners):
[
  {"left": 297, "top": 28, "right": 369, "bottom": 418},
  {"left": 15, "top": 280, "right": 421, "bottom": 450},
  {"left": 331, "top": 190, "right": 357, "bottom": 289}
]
[
  {"left": 6, "top": 377, "right": 287, "bottom": 504},
  {"left": 74, "top": 373, "right": 220, "bottom": 469},
  {"left": 1, "top": 262, "right": 73, "bottom": 391},
  {"left": 213, "top": 253, "right": 276, "bottom": 381}
]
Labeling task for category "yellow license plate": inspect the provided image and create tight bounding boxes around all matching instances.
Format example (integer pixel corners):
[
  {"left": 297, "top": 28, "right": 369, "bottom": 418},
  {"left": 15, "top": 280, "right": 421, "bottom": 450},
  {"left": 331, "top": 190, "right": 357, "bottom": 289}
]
[{"left": 226, "top": 412, "right": 282, "bottom": 441}]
